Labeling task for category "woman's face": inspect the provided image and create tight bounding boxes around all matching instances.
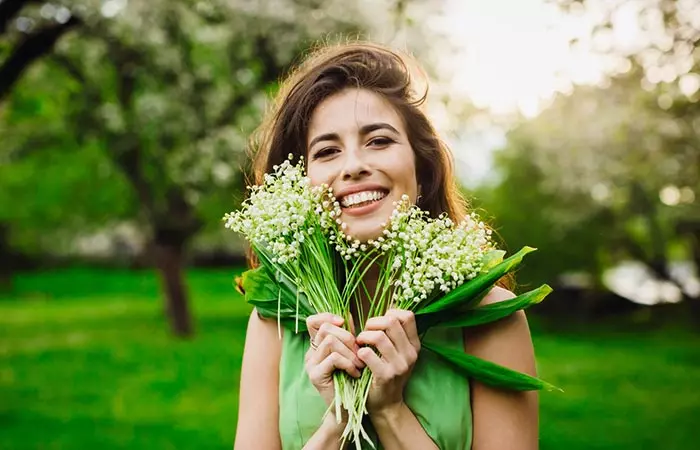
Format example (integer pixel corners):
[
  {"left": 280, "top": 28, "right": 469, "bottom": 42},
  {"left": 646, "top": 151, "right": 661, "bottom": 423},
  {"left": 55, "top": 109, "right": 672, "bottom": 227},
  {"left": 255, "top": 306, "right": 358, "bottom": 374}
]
[{"left": 306, "top": 88, "right": 418, "bottom": 242}]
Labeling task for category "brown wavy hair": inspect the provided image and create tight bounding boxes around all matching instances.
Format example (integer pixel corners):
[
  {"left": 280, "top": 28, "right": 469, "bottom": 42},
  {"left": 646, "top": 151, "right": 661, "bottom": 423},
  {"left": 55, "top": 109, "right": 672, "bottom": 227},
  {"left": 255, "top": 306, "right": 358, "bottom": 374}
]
[{"left": 245, "top": 41, "right": 514, "bottom": 291}]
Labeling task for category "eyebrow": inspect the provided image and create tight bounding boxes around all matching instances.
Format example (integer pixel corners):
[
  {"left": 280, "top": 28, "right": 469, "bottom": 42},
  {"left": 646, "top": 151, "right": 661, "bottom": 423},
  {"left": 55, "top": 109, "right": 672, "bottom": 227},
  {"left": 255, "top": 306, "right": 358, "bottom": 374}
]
[{"left": 308, "top": 122, "right": 400, "bottom": 150}]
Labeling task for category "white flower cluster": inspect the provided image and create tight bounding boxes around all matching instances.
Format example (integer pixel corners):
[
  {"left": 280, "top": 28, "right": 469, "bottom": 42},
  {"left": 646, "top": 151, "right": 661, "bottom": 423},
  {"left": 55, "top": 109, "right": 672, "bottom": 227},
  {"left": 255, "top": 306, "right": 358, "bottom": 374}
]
[
  {"left": 223, "top": 155, "right": 330, "bottom": 264},
  {"left": 367, "top": 195, "right": 494, "bottom": 308}
]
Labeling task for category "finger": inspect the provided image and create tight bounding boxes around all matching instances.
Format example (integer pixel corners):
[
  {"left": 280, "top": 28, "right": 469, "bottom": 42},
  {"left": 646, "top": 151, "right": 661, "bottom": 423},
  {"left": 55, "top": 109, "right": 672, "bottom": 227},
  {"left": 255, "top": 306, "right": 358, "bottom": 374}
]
[
  {"left": 356, "top": 330, "right": 399, "bottom": 363},
  {"left": 314, "top": 321, "right": 357, "bottom": 355},
  {"left": 371, "top": 315, "right": 417, "bottom": 360},
  {"left": 306, "top": 313, "right": 344, "bottom": 341},
  {"left": 366, "top": 314, "right": 413, "bottom": 357},
  {"left": 311, "top": 333, "right": 364, "bottom": 368},
  {"left": 356, "top": 347, "right": 387, "bottom": 379},
  {"left": 386, "top": 309, "right": 421, "bottom": 351},
  {"left": 316, "top": 352, "right": 362, "bottom": 378}
]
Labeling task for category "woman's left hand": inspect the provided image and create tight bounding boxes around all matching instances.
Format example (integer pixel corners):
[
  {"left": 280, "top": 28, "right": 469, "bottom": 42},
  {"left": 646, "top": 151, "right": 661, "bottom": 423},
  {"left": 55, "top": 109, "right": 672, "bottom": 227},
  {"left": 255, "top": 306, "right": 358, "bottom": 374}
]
[{"left": 356, "top": 309, "right": 421, "bottom": 414}]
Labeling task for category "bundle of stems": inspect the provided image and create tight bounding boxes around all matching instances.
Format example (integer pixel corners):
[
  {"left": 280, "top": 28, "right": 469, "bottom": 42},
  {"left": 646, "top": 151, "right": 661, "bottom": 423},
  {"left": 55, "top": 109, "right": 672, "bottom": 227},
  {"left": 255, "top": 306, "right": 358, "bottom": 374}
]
[{"left": 224, "top": 157, "right": 376, "bottom": 442}]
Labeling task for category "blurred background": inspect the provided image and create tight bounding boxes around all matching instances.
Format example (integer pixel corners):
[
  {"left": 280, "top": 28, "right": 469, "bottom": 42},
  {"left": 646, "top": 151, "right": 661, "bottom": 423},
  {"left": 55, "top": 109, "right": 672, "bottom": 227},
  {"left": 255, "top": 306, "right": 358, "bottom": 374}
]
[{"left": 1, "top": 0, "right": 698, "bottom": 448}]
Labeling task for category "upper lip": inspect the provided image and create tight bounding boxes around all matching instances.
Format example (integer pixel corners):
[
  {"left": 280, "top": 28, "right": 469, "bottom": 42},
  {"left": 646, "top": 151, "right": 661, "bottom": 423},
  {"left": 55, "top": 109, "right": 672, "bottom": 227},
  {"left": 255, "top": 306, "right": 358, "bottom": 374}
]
[{"left": 335, "top": 184, "right": 390, "bottom": 201}]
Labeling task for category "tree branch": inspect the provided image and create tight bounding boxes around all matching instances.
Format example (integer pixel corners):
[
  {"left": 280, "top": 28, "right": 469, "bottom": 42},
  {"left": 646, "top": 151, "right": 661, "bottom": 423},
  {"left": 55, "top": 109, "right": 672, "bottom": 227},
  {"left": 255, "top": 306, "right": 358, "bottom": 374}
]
[
  {"left": 0, "top": 16, "right": 81, "bottom": 102},
  {"left": 0, "top": 0, "right": 40, "bottom": 35},
  {"left": 211, "top": 35, "right": 290, "bottom": 131}
]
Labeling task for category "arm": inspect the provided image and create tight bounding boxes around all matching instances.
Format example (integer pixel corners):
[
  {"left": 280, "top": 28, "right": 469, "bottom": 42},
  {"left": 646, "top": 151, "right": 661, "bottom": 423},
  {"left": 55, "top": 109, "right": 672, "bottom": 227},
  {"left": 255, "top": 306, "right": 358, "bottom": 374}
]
[
  {"left": 302, "top": 414, "right": 347, "bottom": 449},
  {"left": 465, "top": 286, "right": 539, "bottom": 450},
  {"left": 234, "top": 311, "right": 283, "bottom": 450},
  {"left": 369, "top": 402, "right": 439, "bottom": 450}
]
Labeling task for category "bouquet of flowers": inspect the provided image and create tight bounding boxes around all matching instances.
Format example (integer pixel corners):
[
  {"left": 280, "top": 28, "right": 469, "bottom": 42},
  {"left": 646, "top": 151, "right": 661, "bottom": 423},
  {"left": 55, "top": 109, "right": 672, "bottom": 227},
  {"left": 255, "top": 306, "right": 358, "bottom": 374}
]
[
  {"left": 223, "top": 156, "right": 370, "bottom": 424},
  {"left": 225, "top": 156, "right": 555, "bottom": 448},
  {"left": 342, "top": 196, "right": 554, "bottom": 445}
]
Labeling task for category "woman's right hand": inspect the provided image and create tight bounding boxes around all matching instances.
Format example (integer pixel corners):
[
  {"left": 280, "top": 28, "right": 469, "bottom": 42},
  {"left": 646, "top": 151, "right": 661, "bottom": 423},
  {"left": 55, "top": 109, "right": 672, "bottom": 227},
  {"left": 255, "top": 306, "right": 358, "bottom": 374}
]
[{"left": 304, "top": 313, "right": 365, "bottom": 408}]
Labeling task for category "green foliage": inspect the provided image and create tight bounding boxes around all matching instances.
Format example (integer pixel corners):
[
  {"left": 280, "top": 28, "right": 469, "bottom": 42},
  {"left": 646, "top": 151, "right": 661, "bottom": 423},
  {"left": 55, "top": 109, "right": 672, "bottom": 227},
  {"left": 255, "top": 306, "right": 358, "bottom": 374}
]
[
  {"left": 0, "top": 69, "right": 137, "bottom": 252},
  {"left": 471, "top": 150, "right": 607, "bottom": 287},
  {"left": 422, "top": 340, "right": 556, "bottom": 391},
  {"left": 475, "top": 66, "right": 699, "bottom": 289},
  {"left": 241, "top": 266, "right": 312, "bottom": 333},
  {"left": 0, "top": 0, "right": 377, "bottom": 253},
  {"left": 434, "top": 284, "right": 552, "bottom": 328}
]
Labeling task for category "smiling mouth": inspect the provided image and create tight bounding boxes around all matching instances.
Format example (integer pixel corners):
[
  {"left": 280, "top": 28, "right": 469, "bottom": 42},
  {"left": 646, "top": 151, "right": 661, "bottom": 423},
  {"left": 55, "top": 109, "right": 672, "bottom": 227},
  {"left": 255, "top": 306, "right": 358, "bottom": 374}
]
[{"left": 339, "top": 190, "right": 389, "bottom": 209}]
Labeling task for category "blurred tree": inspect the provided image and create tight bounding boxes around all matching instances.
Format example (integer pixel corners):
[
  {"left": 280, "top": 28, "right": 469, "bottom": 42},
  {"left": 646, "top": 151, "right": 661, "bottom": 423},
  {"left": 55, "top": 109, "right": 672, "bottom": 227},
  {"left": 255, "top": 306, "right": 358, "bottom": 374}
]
[
  {"left": 0, "top": 0, "right": 82, "bottom": 290},
  {"left": 0, "top": 0, "right": 432, "bottom": 335},
  {"left": 555, "top": 0, "right": 699, "bottom": 85},
  {"left": 0, "top": 0, "right": 81, "bottom": 100},
  {"left": 481, "top": 67, "right": 698, "bottom": 317},
  {"left": 550, "top": 0, "right": 700, "bottom": 315}
]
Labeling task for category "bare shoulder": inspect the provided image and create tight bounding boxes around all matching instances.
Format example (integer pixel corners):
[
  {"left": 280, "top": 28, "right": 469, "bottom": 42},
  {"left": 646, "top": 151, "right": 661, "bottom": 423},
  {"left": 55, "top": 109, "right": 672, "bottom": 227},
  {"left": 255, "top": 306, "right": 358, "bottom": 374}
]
[
  {"left": 465, "top": 288, "right": 539, "bottom": 448},
  {"left": 480, "top": 285, "right": 516, "bottom": 305},
  {"left": 464, "top": 285, "right": 535, "bottom": 374},
  {"left": 247, "top": 309, "right": 285, "bottom": 343}
]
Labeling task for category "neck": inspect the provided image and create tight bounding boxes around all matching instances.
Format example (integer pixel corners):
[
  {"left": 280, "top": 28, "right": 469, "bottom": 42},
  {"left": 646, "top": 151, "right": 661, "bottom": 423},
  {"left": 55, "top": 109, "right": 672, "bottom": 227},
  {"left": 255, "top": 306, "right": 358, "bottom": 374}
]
[{"left": 349, "top": 260, "right": 381, "bottom": 332}]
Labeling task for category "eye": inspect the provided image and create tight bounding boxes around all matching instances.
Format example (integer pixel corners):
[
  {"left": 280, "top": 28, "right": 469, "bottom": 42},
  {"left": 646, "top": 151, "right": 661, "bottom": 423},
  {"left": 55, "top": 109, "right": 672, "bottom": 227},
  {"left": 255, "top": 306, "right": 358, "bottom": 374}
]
[
  {"left": 368, "top": 137, "right": 395, "bottom": 147},
  {"left": 312, "top": 147, "right": 339, "bottom": 160}
]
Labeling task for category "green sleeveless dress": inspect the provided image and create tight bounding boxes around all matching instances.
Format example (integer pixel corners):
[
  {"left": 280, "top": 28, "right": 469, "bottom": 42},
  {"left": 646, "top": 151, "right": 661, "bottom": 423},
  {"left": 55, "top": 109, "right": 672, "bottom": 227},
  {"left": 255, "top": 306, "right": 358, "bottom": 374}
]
[{"left": 279, "top": 326, "right": 473, "bottom": 449}]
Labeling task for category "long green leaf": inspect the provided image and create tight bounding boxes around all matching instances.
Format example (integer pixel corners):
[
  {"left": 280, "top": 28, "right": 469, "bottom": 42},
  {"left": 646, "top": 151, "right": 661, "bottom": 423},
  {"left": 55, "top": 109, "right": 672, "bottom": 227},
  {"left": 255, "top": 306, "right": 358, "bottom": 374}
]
[
  {"left": 417, "top": 246, "right": 537, "bottom": 316},
  {"left": 423, "top": 340, "right": 559, "bottom": 392},
  {"left": 241, "top": 268, "right": 276, "bottom": 301},
  {"left": 480, "top": 249, "right": 506, "bottom": 272},
  {"left": 433, "top": 284, "right": 552, "bottom": 329},
  {"left": 255, "top": 246, "right": 318, "bottom": 316},
  {"left": 241, "top": 267, "right": 314, "bottom": 333}
]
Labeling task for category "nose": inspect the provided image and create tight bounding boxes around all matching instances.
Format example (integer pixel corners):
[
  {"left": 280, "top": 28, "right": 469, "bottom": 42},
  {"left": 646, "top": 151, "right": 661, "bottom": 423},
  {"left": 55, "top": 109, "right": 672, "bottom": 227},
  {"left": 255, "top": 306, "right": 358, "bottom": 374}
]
[{"left": 340, "top": 148, "right": 371, "bottom": 181}]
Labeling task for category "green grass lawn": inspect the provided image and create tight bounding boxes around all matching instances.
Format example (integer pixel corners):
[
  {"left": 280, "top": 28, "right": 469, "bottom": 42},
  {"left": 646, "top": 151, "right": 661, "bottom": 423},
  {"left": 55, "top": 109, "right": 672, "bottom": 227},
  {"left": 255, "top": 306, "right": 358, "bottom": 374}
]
[{"left": 1, "top": 268, "right": 698, "bottom": 449}]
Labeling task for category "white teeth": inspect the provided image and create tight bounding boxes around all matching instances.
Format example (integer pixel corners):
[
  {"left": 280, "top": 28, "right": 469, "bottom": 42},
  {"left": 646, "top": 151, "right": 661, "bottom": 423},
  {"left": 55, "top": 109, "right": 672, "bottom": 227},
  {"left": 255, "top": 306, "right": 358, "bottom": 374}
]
[{"left": 340, "top": 190, "right": 387, "bottom": 208}]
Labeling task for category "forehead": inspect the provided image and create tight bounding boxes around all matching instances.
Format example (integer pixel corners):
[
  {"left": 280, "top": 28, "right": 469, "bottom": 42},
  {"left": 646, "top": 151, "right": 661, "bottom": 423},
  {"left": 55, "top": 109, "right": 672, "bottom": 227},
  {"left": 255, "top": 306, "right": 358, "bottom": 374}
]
[{"left": 307, "top": 88, "right": 405, "bottom": 138}]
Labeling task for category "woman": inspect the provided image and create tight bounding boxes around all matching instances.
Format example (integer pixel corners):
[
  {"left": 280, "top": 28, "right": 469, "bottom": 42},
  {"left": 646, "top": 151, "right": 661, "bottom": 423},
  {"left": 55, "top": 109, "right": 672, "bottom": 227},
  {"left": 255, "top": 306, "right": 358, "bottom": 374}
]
[{"left": 234, "top": 41, "right": 538, "bottom": 450}]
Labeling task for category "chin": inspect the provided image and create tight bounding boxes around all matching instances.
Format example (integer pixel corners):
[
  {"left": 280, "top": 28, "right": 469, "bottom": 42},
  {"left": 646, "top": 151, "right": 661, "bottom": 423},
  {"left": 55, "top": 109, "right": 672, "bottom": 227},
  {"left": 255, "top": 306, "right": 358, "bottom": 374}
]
[{"left": 344, "top": 223, "right": 384, "bottom": 243}]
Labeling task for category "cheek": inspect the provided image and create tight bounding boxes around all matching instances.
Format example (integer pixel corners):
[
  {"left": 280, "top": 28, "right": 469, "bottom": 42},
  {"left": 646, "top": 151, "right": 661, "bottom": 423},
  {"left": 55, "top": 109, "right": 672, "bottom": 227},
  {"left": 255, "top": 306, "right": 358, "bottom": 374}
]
[
  {"left": 395, "top": 150, "right": 418, "bottom": 197},
  {"left": 306, "top": 163, "right": 332, "bottom": 186}
]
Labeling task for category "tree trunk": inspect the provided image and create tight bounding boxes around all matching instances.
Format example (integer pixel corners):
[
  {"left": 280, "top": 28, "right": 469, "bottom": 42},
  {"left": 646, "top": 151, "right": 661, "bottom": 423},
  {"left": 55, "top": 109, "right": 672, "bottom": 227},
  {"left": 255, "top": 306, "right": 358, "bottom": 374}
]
[
  {"left": 0, "top": 223, "right": 12, "bottom": 292},
  {"left": 686, "top": 225, "right": 700, "bottom": 325},
  {"left": 152, "top": 241, "right": 193, "bottom": 337}
]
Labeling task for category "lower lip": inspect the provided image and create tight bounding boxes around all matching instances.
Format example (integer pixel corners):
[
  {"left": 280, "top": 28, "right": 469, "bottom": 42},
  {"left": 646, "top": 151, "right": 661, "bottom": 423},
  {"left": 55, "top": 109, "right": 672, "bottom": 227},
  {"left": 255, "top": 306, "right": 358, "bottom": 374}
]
[{"left": 340, "top": 195, "right": 388, "bottom": 217}]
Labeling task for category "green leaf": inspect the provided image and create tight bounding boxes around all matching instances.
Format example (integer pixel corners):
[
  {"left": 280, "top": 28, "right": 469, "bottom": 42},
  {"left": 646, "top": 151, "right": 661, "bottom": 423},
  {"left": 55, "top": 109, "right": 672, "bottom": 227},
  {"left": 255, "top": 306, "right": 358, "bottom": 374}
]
[
  {"left": 254, "top": 245, "right": 317, "bottom": 316},
  {"left": 240, "top": 266, "right": 313, "bottom": 333},
  {"left": 480, "top": 249, "right": 506, "bottom": 272},
  {"left": 434, "top": 284, "right": 553, "bottom": 328},
  {"left": 417, "top": 246, "right": 537, "bottom": 316},
  {"left": 241, "top": 268, "right": 277, "bottom": 302},
  {"left": 422, "top": 340, "right": 559, "bottom": 392}
]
